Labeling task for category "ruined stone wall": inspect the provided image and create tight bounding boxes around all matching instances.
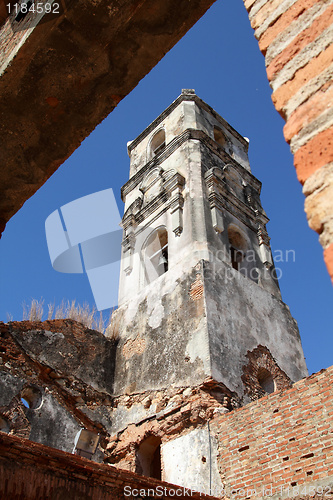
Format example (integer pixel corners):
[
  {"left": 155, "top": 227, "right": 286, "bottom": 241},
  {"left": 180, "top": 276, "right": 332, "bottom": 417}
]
[
  {"left": 211, "top": 365, "right": 333, "bottom": 499},
  {"left": 1, "top": 319, "right": 333, "bottom": 498},
  {"left": 243, "top": 0, "right": 333, "bottom": 281},
  {"left": 0, "top": 320, "right": 117, "bottom": 460},
  {"left": 105, "top": 356, "right": 332, "bottom": 498},
  {"left": 0, "top": 433, "right": 218, "bottom": 500}
]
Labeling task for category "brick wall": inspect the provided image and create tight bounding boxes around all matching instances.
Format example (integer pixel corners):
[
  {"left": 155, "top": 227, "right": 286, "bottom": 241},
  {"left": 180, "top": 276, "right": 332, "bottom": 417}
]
[
  {"left": 0, "top": 433, "right": 218, "bottom": 500},
  {"left": 211, "top": 365, "right": 333, "bottom": 499},
  {"left": 243, "top": 0, "right": 333, "bottom": 282}
]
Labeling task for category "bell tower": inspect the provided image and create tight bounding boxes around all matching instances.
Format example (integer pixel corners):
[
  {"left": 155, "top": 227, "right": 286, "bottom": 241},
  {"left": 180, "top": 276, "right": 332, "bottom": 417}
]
[{"left": 108, "top": 89, "right": 307, "bottom": 408}]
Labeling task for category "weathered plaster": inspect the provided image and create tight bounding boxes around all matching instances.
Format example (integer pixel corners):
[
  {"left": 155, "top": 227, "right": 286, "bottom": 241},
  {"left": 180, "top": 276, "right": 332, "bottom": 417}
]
[{"left": 163, "top": 427, "right": 224, "bottom": 497}]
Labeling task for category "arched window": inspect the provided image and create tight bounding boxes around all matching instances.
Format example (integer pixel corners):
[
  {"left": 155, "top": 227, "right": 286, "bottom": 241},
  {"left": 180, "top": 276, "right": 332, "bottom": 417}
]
[
  {"left": 227, "top": 225, "right": 247, "bottom": 271},
  {"left": 143, "top": 227, "right": 168, "bottom": 285},
  {"left": 214, "top": 126, "right": 226, "bottom": 147},
  {"left": 150, "top": 129, "right": 165, "bottom": 158},
  {"left": 20, "top": 385, "right": 43, "bottom": 410},
  {"left": 136, "top": 436, "right": 162, "bottom": 480},
  {"left": 258, "top": 368, "right": 275, "bottom": 394}
]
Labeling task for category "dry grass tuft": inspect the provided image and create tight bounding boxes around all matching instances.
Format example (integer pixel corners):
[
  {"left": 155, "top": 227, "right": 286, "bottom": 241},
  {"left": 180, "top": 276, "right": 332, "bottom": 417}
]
[
  {"left": 23, "top": 298, "right": 44, "bottom": 322},
  {"left": 105, "top": 308, "right": 120, "bottom": 341},
  {"left": 19, "top": 298, "right": 115, "bottom": 335}
]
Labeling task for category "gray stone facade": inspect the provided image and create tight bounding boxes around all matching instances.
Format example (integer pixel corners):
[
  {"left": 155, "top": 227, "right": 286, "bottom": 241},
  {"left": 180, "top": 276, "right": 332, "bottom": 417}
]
[{"left": 109, "top": 89, "right": 307, "bottom": 404}]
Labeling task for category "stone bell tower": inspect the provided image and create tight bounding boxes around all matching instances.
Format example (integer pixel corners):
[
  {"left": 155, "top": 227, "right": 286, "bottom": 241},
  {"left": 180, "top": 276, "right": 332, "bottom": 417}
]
[
  {"left": 108, "top": 88, "right": 307, "bottom": 420},
  {"left": 105, "top": 90, "right": 308, "bottom": 491}
]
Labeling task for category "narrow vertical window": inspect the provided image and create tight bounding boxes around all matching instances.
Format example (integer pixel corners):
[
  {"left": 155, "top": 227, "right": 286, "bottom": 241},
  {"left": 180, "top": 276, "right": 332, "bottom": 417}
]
[
  {"left": 150, "top": 129, "right": 166, "bottom": 158},
  {"left": 227, "top": 225, "right": 246, "bottom": 271},
  {"left": 230, "top": 246, "right": 244, "bottom": 271},
  {"left": 143, "top": 227, "right": 168, "bottom": 285},
  {"left": 213, "top": 126, "right": 226, "bottom": 147}
]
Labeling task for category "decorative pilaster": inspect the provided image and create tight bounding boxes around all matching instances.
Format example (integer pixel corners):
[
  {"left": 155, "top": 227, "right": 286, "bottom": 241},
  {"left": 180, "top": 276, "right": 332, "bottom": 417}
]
[
  {"left": 164, "top": 172, "right": 185, "bottom": 236},
  {"left": 205, "top": 168, "right": 224, "bottom": 233},
  {"left": 256, "top": 212, "right": 273, "bottom": 268}
]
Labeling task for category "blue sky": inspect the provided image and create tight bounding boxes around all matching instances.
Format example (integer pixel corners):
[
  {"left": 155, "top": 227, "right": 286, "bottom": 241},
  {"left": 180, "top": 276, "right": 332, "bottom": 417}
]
[{"left": 0, "top": 0, "right": 332, "bottom": 375}]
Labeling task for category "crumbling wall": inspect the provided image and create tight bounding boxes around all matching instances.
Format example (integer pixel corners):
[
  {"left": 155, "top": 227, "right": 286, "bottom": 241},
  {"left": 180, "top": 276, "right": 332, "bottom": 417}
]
[
  {"left": 105, "top": 377, "right": 234, "bottom": 496},
  {"left": 106, "top": 356, "right": 333, "bottom": 498},
  {"left": 1, "top": 318, "right": 333, "bottom": 499},
  {"left": 109, "top": 264, "right": 212, "bottom": 396},
  {"left": 243, "top": 0, "right": 333, "bottom": 281},
  {"left": 203, "top": 259, "right": 307, "bottom": 398},
  {"left": 0, "top": 433, "right": 218, "bottom": 500},
  {"left": 0, "top": 319, "right": 117, "bottom": 459},
  {"left": 105, "top": 376, "right": 236, "bottom": 459},
  {"left": 109, "top": 257, "right": 306, "bottom": 407}
]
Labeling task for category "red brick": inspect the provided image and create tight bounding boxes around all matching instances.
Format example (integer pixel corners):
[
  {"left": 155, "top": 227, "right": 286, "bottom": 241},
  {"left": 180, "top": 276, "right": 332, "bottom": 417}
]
[
  {"left": 257, "top": 0, "right": 320, "bottom": 53},
  {"left": 284, "top": 84, "right": 333, "bottom": 141},
  {"left": 272, "top": 43, "right": 333, "bottom": 114},
  {"left": 266, "top": 4, "right": 333, "bottom": 80},
  {"left": 324, "top": 244, "right": 333, "bottom": 283},
  {"left": 294, "top": 126, "right": 333, "bottom": 183},
  {"left": 243, "top": 0, "right": 259, "bottom": 12}
]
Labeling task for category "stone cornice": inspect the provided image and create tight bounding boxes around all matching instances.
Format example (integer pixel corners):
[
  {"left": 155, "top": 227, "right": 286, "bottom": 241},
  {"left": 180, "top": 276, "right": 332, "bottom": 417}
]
[
  {"left": 205, "top": 166, "right": 269, "bottom": 237},
  {"left": 121, "top": 171, "right": 185, "bottom": 234},
  {"left": 122, "top": 128, "right": 192, "bottom": 200},
  {"left": 200, "top": 133, "right": 261, "bottom": 193},
  {"left": 122, "top": 128, "right": 261, "bottom": 200},
  {"left": 205, "top": 168, "right": 268, "bottom": 225},
  {"left": 208, "top": 191, "right": 257, "bottom": 233}
]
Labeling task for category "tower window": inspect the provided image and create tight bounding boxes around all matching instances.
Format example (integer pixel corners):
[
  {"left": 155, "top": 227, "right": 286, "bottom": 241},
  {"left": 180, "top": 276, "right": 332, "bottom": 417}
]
[
  {"left": 136, "top": 436, "right": 162, "bottom": 480},
  {"left": 143, "top": 227, "right": 168, "bottom": 285},
  {"left": 230, "top": 246, "right": 244, "bottom": 271},
  {"left": 214, "top": 126, "right": 226, "bottom": 147},
  {"left": 228, "top": 225, "right": 247, "bottom": 271},
  {"left": 258, "top": 368, "right": 275, "bottom": 394},
  {"left": 150, "top": 129, "right": 166, "bottom": 158}
]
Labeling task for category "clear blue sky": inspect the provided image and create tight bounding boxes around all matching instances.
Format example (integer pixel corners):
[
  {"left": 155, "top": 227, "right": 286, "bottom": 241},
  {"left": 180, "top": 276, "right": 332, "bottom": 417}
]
[{"left": 0, "top": 0, "right": 332, "bottom": 375}]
